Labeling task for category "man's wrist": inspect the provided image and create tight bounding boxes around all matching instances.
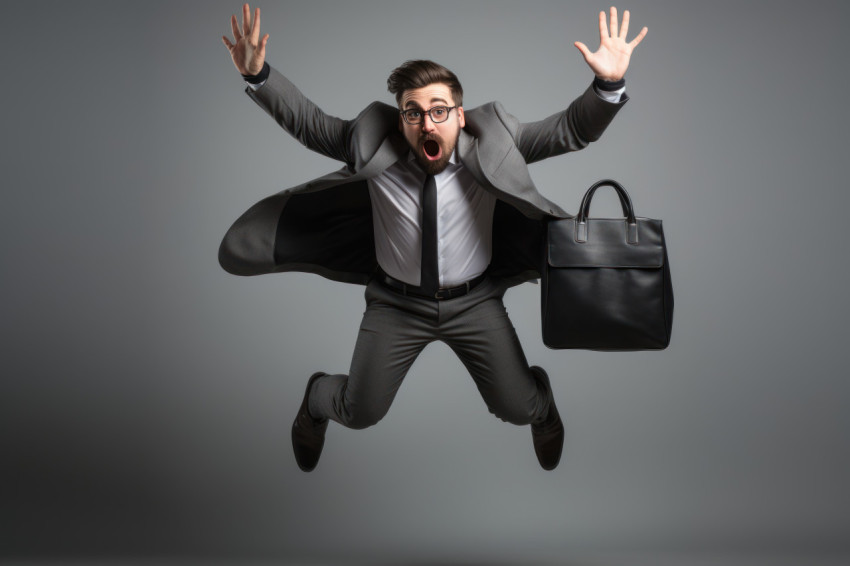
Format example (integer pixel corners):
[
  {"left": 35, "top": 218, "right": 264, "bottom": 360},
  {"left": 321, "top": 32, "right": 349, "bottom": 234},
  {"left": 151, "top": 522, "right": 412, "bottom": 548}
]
[
  {"left": 242, "top": 62, "right": 270, "bottom": 84},
  {"left": 593, "top": 76, "right": 625, "bottom": 92}
]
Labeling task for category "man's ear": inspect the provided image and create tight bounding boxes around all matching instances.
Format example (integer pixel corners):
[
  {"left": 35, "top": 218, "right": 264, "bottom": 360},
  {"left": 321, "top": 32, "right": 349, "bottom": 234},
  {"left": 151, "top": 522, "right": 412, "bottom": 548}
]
[
  {"left": 457, "top": 106, "right": 465, "bottom": 128},
  {"left": 398, "top": 113, "right": 404, "bottom": 132}
]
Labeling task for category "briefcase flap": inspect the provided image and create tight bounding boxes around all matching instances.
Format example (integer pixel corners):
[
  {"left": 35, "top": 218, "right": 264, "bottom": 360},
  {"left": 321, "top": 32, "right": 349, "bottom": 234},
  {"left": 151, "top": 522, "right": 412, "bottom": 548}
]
[{"left": 547, "top": 217, "right": 666, "bottom": 268}]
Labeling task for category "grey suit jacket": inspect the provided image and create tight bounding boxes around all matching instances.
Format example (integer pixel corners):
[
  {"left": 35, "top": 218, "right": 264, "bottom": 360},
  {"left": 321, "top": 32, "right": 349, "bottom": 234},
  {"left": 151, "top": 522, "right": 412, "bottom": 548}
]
[{"left": 219, "top": 65, "right": 627, "bottom": 286}]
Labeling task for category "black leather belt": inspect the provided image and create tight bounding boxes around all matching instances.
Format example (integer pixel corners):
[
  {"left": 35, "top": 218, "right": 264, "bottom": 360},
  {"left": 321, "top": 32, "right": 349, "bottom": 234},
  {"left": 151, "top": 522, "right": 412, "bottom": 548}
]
[{"left": 377, "top": 272, "right": 487, "bottom": 301}]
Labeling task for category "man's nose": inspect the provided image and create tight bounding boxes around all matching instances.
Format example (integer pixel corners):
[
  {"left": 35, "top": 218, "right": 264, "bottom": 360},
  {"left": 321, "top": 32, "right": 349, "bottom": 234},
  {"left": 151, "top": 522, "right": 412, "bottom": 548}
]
[{"left": 420, "top": 113, "right": 437, "bottom": 132}]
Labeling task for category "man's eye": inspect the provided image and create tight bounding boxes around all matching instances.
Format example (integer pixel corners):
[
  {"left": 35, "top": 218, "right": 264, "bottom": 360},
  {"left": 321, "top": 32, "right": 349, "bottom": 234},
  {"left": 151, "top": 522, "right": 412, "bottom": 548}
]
[
  {"left": 409, "top": 111, "right": 422, "bottom": 118},
  {"left": 433, "top": 108, "right": 446, "bottom": 117}
]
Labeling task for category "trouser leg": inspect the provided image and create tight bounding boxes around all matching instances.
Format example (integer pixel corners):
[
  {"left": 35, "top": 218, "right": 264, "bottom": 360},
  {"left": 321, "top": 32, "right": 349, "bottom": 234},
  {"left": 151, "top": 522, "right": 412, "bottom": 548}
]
[
  {"left": 307, "top": 277, "right": 551, "bottom": 429},
  {"left": 308, "top": 280, "right": 436, "bottom": 429},
  {"left": 439, "top": 279, "right": 552, "bottom": 425}
]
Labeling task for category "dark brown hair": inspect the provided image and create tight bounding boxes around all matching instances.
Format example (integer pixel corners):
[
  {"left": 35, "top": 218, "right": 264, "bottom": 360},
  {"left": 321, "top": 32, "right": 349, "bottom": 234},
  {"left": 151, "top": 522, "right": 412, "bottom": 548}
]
[{"left": 387, "top": 60, "right": 463, "bottom": 107}]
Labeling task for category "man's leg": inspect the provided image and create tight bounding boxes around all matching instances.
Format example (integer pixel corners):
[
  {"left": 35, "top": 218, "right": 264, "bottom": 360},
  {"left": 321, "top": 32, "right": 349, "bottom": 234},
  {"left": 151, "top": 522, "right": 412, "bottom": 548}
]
[
  {"left": 292, "top": 280, "right": 437, "bottom": 471},
  {"left": 439, "top": 279, "right": 547, "bottom": 424},
  {"left": 439, "top": 278, "right": 564, "bottom": 469},
  {"left": 292, "top": 277, "right": 562, "bottom": 471}
]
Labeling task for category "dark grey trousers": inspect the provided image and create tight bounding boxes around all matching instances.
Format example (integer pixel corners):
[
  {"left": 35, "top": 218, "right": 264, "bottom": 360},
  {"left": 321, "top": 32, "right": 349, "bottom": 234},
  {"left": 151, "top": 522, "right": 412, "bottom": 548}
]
[{"left": 308, "top": 277, "right": 552, "bottom": 429}]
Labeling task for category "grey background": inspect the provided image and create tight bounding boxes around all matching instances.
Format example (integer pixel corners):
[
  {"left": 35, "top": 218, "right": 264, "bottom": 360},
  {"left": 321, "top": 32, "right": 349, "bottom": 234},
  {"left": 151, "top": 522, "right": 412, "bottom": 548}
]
[{"left": 2, "top": 0, "right": 849, "bottom": 564}]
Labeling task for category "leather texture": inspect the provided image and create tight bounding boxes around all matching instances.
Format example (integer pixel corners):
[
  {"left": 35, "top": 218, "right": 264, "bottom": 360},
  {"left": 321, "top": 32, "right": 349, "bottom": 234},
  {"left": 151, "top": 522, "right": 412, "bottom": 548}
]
[
  {"left": 542, "top": 179, "right": 673, "bottom": 351},
  {"left": 529, "top": 366, "right": 564, "bottom": 471},
  {"left": 291, "top": 372, "right": 329, "bottom": 472}
]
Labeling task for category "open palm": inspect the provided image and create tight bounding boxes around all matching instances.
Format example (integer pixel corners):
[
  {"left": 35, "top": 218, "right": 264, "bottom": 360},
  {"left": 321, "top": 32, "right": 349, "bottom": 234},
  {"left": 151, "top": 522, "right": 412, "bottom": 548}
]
[
  {"left": 575, "top": 7, "right": 647, "bottom": 81},
  {"left": 222, "top": 3, "right": 268, "bottom": 76}
]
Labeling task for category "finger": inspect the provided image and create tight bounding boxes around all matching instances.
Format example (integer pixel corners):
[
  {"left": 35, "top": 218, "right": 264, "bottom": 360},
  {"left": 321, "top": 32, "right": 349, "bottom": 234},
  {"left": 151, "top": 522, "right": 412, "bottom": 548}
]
[
  {"left": 620, "top": 9, "right": 630, "bottom": 39},
  {"left": 258, "top": 33, "right": 269, "bottom": 60},
  {"left": 222, "top": 35, "right": 234, "bottom": 51},
  {"left": 609, "top": 6, "right": 618, "bottom": 38},
  {"left": 230, "top": 14, "right": 242, "bottom": 40},
  {"left": 251, "top": 7, "right": 261, "bottom": 43},
  {"left": 574, "top": 41, "right": 592, "bottom": 60},
  {"left": 598, "top": 10, "right": 609, "bottom": 42},
  {"left": 629, "top": 26, "right": 648, "bottom": 48},
  {"left": 242, "top": 3, "right": 251, "bottom": 36}
]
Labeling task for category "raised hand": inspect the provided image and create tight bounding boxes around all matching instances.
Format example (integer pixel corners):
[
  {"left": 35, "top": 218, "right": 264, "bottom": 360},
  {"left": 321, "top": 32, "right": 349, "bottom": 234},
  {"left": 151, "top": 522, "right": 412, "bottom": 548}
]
[
  {"left": 574, "top": 7, "right": 647, "bottom": 81},
  {"left": 222, "top": 3, "right": 269, "bottom": 76}
]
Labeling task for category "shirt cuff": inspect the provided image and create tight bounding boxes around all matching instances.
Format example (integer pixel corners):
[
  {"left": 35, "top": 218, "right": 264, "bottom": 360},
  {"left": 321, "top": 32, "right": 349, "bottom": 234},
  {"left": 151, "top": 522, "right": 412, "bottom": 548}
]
[
  {"left": 592, "top": 77, "right": 626, "bottom": 103},
  {"left": 242, "top": 61, "right": 270, "bottom": 90}
]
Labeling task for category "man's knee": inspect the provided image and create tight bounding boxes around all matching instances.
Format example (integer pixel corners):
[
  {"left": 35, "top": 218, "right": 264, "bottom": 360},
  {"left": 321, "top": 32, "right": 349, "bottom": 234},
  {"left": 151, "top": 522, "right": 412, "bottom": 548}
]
[
  {"left": 486, "top": 369, "right": 551, "bottom": 426},
  {"left": 489, "top": 401, "right": 537, "bottom": 426},
  {"left": 342, "top": 404, "right": 390, "bottom": 430}
]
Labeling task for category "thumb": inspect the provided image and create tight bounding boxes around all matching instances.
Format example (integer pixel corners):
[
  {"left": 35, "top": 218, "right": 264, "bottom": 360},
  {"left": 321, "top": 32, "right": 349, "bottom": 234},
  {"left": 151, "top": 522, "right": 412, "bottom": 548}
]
[{"left": 574, "top": 41, "right": 591, "bottom": 60}]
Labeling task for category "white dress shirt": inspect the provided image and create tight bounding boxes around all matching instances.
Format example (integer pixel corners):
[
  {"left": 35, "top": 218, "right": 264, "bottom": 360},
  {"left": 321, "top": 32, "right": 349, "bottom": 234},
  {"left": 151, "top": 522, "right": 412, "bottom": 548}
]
[{"left": 368, "top": 151, "right": 496, "bottom": 287}]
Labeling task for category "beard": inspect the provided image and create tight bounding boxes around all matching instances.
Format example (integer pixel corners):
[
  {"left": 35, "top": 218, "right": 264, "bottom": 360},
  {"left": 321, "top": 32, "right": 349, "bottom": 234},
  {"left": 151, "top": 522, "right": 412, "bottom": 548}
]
[{"left": 411, "top": 132, "right": 459, "bottom": 175}]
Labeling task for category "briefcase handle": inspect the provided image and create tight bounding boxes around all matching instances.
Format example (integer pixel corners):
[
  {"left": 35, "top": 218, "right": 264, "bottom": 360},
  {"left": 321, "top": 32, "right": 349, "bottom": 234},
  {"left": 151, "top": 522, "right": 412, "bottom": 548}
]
[{"left": 576, "top": 179, "right": 638, "bottom": 244}]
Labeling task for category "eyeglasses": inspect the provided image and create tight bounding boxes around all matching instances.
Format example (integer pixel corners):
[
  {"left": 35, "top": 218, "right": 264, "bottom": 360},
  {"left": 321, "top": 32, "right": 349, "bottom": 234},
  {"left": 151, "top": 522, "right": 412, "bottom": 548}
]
[{"left": 400, "top": 106, "right": 457, "bottom": 125}]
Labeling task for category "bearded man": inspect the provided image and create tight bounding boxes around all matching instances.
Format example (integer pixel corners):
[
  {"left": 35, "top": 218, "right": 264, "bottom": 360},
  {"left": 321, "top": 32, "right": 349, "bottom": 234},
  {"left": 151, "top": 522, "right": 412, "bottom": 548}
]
[{"left": 220, "top": 4, "right": 647, "bottom": 472}]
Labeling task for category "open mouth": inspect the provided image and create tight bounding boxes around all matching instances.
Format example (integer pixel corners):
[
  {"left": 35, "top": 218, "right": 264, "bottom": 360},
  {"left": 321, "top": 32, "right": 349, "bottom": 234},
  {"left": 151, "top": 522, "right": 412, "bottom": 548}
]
[{"left": 423, "top": 139, "right": 442, "bottom": 160}]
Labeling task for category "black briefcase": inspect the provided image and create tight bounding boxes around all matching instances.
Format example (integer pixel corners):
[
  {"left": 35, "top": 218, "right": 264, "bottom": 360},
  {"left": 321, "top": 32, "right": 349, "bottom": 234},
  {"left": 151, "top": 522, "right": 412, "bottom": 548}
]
[{"left": 542, "top": 179, "right": 673, "bottom": 350}]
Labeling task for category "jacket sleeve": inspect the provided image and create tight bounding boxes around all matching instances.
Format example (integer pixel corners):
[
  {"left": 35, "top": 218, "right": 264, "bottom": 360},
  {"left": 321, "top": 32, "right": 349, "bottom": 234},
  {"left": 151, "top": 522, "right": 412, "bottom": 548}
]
[
  {"left": 506, "top": 84, "right": 628, "bottom": 164},
  {"left": 244, "top": 64, "right": 354, "bottom": 165}
]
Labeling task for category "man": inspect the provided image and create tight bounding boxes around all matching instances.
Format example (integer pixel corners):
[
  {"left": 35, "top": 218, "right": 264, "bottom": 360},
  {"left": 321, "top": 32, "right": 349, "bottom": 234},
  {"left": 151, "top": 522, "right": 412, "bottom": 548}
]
[{"left": 220, "top": 4, "right": 646, "bottom": 472}]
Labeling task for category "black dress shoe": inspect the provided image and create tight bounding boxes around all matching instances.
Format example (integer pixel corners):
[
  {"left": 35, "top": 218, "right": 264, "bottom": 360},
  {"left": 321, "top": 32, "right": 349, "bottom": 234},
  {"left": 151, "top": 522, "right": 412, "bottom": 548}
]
[
  {"left": 291, "top": 372, "right": 329, "bottom": 472},
  {"left": 530, "top": 366, "right": 564, "bottom": 471}
]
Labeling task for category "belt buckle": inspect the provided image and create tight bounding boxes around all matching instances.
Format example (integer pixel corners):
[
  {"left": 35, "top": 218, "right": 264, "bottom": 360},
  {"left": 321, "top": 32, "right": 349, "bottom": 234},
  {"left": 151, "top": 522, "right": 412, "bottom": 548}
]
[{"left": 434, "top": 289, "right": 449, "bottom": 300}]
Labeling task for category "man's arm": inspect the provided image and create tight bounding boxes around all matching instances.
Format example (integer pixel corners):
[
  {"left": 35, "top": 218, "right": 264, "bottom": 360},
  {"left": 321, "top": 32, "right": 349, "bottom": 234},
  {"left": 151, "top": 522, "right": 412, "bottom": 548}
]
[
  {"left": 511, "top": 86, "right": 627, "bottom": 164},
  {"left": 245, "top": 64, "right": 352, "bottom": 164},
  {"left": 512, "top": 6, "right": 646, "bottom": 163},
  {"left": 222, "top": 4, "right": 352, "bottom": 164}
]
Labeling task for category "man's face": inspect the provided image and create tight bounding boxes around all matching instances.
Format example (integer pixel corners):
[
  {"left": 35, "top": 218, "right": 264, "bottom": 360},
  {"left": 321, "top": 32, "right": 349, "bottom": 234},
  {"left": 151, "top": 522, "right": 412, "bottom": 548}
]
[{"left": 399, "top": 82, "right": 465, "bottom": 175}]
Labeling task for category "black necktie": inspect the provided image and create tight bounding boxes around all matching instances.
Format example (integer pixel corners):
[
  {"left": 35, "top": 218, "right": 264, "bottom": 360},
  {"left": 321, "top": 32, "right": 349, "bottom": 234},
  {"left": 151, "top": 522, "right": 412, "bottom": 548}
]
[{"left": 421, "top": 174, "right": 438, "bottom": 294}]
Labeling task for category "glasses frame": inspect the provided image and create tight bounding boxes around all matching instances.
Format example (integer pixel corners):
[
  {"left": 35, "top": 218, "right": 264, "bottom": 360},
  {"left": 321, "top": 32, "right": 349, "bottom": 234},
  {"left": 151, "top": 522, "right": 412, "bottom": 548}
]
[{"left": 400, "top": 105, "right": 458, "bottom": 125}]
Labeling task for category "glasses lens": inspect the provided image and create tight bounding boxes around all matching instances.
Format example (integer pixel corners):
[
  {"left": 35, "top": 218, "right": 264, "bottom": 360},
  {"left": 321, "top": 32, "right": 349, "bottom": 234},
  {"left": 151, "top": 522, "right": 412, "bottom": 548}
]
[
  {"left": 430, "top": 106, "right": 449, "bottom": 123},
  {"left": 403, "top": 110, "right": 422, "bottom": 124}
]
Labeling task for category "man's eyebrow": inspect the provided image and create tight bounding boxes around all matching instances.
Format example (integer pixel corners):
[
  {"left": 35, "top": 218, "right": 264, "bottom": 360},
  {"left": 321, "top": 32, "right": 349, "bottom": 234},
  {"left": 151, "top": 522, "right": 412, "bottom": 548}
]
[{"left": 403, "top": 97, "right": 449, "bottom": 109}]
